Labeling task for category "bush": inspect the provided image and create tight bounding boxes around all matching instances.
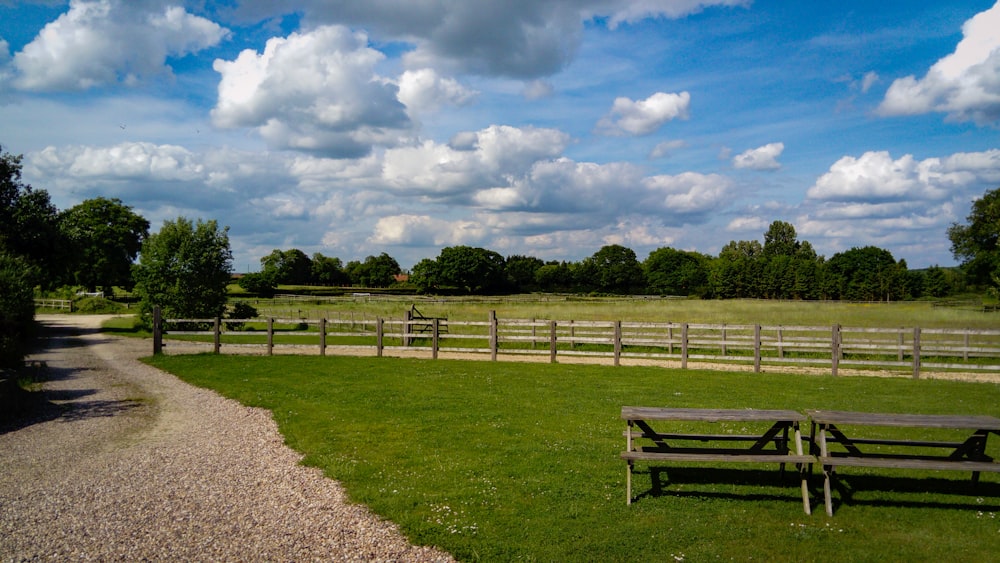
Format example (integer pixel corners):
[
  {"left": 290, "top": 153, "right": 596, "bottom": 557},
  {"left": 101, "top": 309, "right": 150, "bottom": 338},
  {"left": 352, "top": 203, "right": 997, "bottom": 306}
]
[
  {"left": 226, "top": 302, "right": 259, "bottom": 331},
  {"left": 0, "top": 253, "right": 36, "bottom": 369},
  {"left": 73, "top": 296, "right": 125, "bottom": 314}
]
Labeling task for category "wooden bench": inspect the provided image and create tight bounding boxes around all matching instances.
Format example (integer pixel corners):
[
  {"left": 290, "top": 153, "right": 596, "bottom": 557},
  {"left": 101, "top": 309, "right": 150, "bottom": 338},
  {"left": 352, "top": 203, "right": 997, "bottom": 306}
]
[
  {"left": 621, "top": 407, "right": 814, "bottom": 514},
  {"left": 807, "top": 410, "right": 1000, "bottom": 516}
]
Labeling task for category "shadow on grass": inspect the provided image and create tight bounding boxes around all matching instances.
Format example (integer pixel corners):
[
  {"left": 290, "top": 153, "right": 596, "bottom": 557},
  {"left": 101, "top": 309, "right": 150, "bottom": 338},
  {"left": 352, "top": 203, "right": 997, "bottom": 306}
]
[
  {"left": 828, "top": 473, "right": 1000, "bottom": 514},
  {"left": 631, "top": 466, "right": 809, "bottom": 507}
]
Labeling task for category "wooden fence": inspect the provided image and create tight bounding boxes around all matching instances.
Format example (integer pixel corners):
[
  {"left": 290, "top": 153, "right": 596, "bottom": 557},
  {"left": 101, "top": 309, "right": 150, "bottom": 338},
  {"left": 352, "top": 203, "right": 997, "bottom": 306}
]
[
  {"left": 154, "top": 308, "right": 1000, "bottom": 378},
  {"left": 34, "top": 299, "right": 73, "bottom": 311}
]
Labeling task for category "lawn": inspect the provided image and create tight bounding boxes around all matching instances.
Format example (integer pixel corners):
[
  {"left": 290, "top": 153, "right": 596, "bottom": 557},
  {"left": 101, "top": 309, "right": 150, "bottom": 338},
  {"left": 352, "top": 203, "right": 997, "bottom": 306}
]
[{"left": 143, "top": 354, "right": 1000, "bottom": 562}]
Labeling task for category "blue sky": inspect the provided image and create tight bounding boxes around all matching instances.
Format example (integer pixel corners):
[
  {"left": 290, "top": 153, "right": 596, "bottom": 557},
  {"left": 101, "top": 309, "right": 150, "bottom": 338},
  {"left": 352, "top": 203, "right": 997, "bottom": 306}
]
[{"left": 1, "top": 1, "right": 998, "bottom": 271}]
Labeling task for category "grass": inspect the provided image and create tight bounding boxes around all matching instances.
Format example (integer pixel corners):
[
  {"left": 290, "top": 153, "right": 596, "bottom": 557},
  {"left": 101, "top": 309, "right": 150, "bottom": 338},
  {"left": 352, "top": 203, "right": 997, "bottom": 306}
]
[{"left": 143, "top": 354, "right": 1000, "bottom": 562}]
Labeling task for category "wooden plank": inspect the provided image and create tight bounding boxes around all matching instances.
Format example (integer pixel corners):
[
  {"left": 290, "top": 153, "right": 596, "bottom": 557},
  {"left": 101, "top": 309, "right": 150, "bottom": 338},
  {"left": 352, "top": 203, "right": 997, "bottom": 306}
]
[
  {"left": 622, "top": 406, "right": 806, "bottom": 422},
  {"left": 622, "top": 451, "right": 815, "bottom": 464},
  {"left": 818, "top": 456, "right": 1000, "bottom": 472},
  {"left": 807, "top": 410, "right": 1000, "bottom": 430}
]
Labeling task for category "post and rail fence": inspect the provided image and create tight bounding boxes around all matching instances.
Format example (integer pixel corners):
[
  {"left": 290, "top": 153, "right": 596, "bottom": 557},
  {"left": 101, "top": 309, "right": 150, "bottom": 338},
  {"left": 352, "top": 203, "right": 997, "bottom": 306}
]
[{"left": 152, "top": 307, "right": 1000, "bottom": 378}]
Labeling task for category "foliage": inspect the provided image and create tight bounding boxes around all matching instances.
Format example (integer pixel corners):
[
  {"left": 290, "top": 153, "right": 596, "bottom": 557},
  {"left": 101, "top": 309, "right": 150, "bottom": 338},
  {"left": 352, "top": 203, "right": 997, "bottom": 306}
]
[
  {"left": 226, "top": 301, "right": 259, "bottom": 330},
  {"left": 73, "top": 296, "right": 125, "bottom": 314},
  {"left": 580, "top": 244, "right": 645, "bottom": 294},
  {"left": 132, "top": 217, "right": 233, "bottom": 324},
  {"left": 147, "top": 354, "right": 1000, "bottom": 562},
  {"left": 425, "top": 246, "right": 507, "bottom": 294},
  {"left": 60, "top": 197, "right": 150, "bottom": 293},
  {"left": 504, "top": 255, "right": 544, "bottom": 293},
  {"left": 824, "top": 246, "right": 907, "bottom": 301},
  {"left": 0, "top": 253, "right": 36, "bottom": 369},
  {"left": 345, "top": 253, "right": 402, "bottom": 288},
  {"left": 260, "top": 248, "right": 313, "bottom": 285},
  {"left": 948, "top": 186, "right": 1000, "bottom": 289},
  {"left": 0, "top": 145, "right": 66, "bottom": 287},
  {"left": 311, "top": 253, "right": 350, "bottom": 286},
  {"left": 643, "top": 247, "right": 710, "bottom": 296},
  {"left": 237, "top": 271, "right": 277, "bottom": 297}
]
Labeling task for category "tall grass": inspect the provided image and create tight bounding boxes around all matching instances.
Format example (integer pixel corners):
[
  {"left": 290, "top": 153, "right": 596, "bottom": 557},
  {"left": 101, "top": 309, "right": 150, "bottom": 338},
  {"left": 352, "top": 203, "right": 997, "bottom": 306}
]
[{"left": 145, "top": 354, "right": 1000, "bottom": 562}]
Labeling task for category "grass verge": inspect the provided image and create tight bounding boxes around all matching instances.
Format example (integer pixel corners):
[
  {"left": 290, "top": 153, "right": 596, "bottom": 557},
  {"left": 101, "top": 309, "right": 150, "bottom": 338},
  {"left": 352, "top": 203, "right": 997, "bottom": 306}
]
[{"left": 143, "top": 354, "right": 1000, "bottom": 561}]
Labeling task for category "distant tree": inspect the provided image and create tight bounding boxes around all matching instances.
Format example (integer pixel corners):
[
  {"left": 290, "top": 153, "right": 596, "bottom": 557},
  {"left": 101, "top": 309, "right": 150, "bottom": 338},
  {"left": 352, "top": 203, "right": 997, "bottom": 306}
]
[
  {"left": 535, "top": 261, "right": 575, "bottom": 292},
  {"left": 581, "top": 244, "right": 644, "bottom": 294},
  {"left": 505, "top": 255, "right": 544, "bottom": 293},
  {"left": 409, "top": 258, "right": 441, "bottom": 293},
  {"left": 260, "top": 248, "right": 312, "bottom": 285},
  {"left": 433, "top": 246, "right": 507, "bottom": 294},
  {"left": 311, "top": 253, "right": 349, "bottom": 286},
  {"left": 347, "top": 253, "right": 401, "bottom": 288},
  {"left": 823, "top": 246, "right": 906, "bottom": 301},
  {"left": 948, "top": 187, "right": 1000, "bottom": 289},
  {"left": 711, "top": 240, "right": 764, "bottom": 298},
  {"left": 237, "top": 271, "right": 277, "bottom": 297},
  {"left": 132, "top": 217, "right": 233, "bottom": 323},
  {"left": 762, "top": 220, "right": 800, "bottom": 257},
  {"left": 0, "top": 146, "right": 66, "bottom": 287},
  {"left": 643, "top": 247, "right": 710, "bottom": 296},
  {"left": 59, "top": 197, "right": 149, "bottom": 293}
]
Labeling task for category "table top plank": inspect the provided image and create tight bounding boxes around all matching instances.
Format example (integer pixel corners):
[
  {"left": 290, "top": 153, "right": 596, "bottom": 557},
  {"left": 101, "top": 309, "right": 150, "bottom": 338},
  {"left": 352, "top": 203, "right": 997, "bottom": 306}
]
[
  {"left": 806, "top": 409, "right": 1000, "bottom": 430},
  {"left": 622, "top": 406, "right": 806, "bottom": 422}
]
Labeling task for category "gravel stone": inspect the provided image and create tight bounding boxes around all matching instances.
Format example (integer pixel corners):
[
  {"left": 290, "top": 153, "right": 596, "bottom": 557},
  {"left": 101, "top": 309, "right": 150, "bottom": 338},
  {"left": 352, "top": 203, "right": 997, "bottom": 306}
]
[{"left": 1, "top": 315, "right": 454, "bottom": 562}]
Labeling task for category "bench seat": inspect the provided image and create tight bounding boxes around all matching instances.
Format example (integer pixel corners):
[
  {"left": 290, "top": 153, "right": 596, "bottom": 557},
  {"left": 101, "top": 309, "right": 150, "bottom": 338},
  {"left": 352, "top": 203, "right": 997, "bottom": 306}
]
[
  {"left": 623, "top": 451, "right": 814, "bottom": 464},
  {"left": 818, "top": 455, "right": 1000, "bottom": 473}
]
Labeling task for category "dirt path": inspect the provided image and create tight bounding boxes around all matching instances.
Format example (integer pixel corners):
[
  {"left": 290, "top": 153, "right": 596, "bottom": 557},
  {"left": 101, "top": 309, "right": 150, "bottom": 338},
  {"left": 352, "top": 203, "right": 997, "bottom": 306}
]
[{"left": 0, "top": 315, "right": 452, "bottom": 561}]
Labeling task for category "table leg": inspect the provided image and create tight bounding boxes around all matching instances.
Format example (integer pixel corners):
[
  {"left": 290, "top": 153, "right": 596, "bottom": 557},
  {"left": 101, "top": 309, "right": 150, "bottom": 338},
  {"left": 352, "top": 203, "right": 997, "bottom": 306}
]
[
  {"left": 819, "top": 424, "right": 833, "bottom": 516},
  {"left": 794, "top": 422, "right": 811, "bottom": 515}
]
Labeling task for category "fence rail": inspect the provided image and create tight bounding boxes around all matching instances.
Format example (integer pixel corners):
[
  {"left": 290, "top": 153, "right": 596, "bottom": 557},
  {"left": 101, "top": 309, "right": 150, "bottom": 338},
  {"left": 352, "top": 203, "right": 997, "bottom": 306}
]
[
  {"left": 154, "top": 308, "right": 1000, "bottom": 378},
  {"left": 34, "top": 299, "right": 73, "bottom": 311}
]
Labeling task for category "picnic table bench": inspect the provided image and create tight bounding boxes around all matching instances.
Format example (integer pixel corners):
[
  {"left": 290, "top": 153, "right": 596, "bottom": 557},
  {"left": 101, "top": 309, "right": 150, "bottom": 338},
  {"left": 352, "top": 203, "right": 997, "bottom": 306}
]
[
  {"left": 621, "top": 407, "right": 814, "bottom": 514},
  {"left": 807, "top": 409, "right": 1000, "bottom": 516}
]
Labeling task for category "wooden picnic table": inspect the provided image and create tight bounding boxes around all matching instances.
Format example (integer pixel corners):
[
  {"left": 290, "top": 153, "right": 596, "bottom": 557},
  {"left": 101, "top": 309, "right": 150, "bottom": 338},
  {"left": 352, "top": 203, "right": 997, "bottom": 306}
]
[
  {"left": 621, "top": 407, "right": 814, "bottom": 514},
  {"left": 807, "top": 409, "right": 1000, "bottom": 516}
]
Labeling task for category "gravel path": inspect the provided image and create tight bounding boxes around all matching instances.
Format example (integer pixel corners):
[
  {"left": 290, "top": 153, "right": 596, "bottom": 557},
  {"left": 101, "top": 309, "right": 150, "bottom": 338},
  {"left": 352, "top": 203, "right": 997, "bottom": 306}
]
[{"left": 0, "top": 315, "right": 453, "bottom": 562}]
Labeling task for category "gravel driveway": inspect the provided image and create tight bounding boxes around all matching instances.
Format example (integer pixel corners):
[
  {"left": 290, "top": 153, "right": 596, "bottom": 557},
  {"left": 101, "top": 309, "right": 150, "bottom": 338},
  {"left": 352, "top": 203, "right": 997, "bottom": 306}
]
[{"left": 0, "top": 315, "right": 453, "bottom": 561}]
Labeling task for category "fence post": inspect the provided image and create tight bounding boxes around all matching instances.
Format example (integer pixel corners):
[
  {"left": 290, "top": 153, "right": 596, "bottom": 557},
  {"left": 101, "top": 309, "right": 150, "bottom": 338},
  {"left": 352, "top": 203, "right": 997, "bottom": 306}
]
[
  {"left": 777, "top": 327, "right": 784, "bottom": 359},
  {"left": 213, "top": 317, "right": 221, "bottom": 354},
  {"left": 681, "top": 323, "right": 689, "bottom": 369},
  {"left": 963, "top": 330, "right": 969, "bottom": 362},
  {"left": 320, "top": 318, "right": 327, "bottom": 357},
  {"left": 267, "top": 317, "right": 274, "bottom": 356},
  {"left": 831, "top": 324, "right": 840, "bottom": 376},
  {"left": 912, "top": 327, "right": 921, "bottom": 379},
  {"left": 898, "top": 328, "right": 904, "bottom": 362},
  {"left": 614, "top": 320, "right": 622, "bottom": 367},
  {"left": 721, "top": 324, "right": 727, "bottom": 356},
  {"left": 754, "top": 324, "right": 761, "bottom": 373},
  {"left": 549, "top": 321, "right": 557, "bottom": 364},
  {"left": 403, "top": 308, "right": 412, "bottom": 347},
  {"left": 432, "top": 318, "right": 440, "bottom": 360},
  {"left": 376, "top": 317, "right": 384, "bottom": 357},
  {"left": 490, "top": 311, "right": 498, "bottom": 361},
  {"left": 668, "top": 324, "right": 674, "bottom": 355},
  {"left": 153, "top": 306, "right": 162, "bottom": 354}
]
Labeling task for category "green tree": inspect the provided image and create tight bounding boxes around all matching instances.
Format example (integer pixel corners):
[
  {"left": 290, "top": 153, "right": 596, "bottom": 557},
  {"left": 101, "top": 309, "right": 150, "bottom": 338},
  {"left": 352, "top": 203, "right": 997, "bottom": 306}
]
[
  {"left": 59, "top": 197, "right": 149, "bottom": 293},
  {"left": 534, "top": 261, "right": 575, "bottom": 292},
  {"left": 0, "top": 253, "right": 36, "bottom": 369},
  {"left": 237, "top": 271, "right": 277, "bottom": 297},
  {"left": 581, "top": 244, "right": 645, "bottom": 294},
  {"left": 711, "top": 240, "right": 763, "bottom": 298},
  {"left": 260, "top": 248, "right": 313, "bottom": 285},
  {"left": 409, "top": 258, "right": 441, "bottom": 293},
  {"left": 433, "top": 246, "right": 507, "bottom": 294},
  {"left": 643, "top": 247, "right": 710, "bottom": 296},
  {"left": 132, "top": 217, "right": 233, "bottom": 323},
  {"left": 823, "top": 246, "right": 906, "bottom": 301},
  {"left": 346, "top": 253, "right": 401, "bottom": 288},
  {"left": 505, "top": 255, "right": 544, "bottom": 293},
  {"left": 948, "top": 187, "right": 1000, "bottom": 289},
  {"left": 762, "top": 220, "right": 800, "bottom": 258},
  {"left": 311, "top": 253, "right": 349, "bottom": 286},
  {"left": 0, "top": 146, "right": 66, "bottom": 287}
]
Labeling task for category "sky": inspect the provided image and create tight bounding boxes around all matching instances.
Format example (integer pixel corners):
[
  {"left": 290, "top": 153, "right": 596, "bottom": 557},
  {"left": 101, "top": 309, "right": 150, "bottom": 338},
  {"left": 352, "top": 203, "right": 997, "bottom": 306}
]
[{"left": 1, "top": 1, "right": 999, "bottom": 272}]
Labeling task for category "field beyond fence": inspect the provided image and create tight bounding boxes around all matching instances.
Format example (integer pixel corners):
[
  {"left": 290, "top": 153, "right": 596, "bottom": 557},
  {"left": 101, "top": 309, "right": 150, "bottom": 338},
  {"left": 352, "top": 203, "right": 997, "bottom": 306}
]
[{"left": 157, "top": 308, "right": 1000, "bottom": 378}]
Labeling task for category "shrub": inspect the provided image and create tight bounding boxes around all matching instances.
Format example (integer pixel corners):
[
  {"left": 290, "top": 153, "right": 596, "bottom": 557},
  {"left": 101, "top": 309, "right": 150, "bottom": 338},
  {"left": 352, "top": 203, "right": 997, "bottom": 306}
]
[{"left": 0, "top": 253, "right": 36, "bottom": 369}]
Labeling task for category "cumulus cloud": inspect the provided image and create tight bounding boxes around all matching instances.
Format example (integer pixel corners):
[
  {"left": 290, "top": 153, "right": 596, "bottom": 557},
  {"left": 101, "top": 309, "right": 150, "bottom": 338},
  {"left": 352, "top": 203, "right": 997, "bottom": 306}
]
[
  {"left": 397, "top": 68, "right": 478, "bottom": 115},
  {"left": 732, "top": 142, "right": 784, "bottom": 170},
  {"left": 12, "top": 0, "right": 228, "bottom": 91},
  {"left": 212, "top": 25, "right": 411, "bottom": 158},
  {"left": 596, "top": 91, "right": 690, "bottom": 136},
  {"left": 641, "top": 172, "right": 733, "bottom": 215},
  {"left": 807, "top": 150, "right": 1000, "bottom": 202},
  {"left": 878, "top": 2, "right": 1000, "bottom": 124},
  {"left": 368, "top": 214, "right": 487, "bottom": 246},
  {"left": 231, "top": 0, "right": 745, "bottom": 79}
]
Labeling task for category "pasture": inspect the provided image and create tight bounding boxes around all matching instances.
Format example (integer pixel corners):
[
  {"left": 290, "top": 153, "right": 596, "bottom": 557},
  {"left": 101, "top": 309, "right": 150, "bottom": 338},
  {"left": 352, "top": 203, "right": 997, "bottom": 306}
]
[{"left": 143, "top": 353, "right": 1000, "bottom": 562}]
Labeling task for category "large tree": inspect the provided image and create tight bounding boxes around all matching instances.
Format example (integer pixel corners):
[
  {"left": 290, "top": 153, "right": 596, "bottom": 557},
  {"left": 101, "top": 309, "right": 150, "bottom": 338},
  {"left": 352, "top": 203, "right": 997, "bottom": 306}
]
[
  {"left": 60, "top": 197, "right": 149, "bottom": 293},
  {"left": 1, "top": 146, "right": 66, "bottom": 287},
  {"left": 132, "top": 217, "right": 233, "bottom": 323},
  {"left": 581, "top": 244, "right": 645, "bottom": 294},
  {"left": 948, "top": 187, "right": 1000, "bottom": 288},
  {"left": 433, "top": 246, "right": 506, "bottom": 294},
  {"left": 346, "top": 253, "right": 401, "bottom": 288},
  {"left": 643, "top": 247, "right": 710, "bottom": 296},
  {"left": 260, "top": 248, "right": 313, "bottom": 285}
]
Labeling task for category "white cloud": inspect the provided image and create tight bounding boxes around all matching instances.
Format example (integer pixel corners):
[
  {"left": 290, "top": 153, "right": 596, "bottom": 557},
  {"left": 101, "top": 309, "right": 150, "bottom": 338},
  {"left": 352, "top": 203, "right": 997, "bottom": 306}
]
[
  {"left": 523, "top": 79, "right": 555, "bottom": 100},
  {"left": 12, "top": 0, "right": 228, "bottom": 91},
  {"left": 649, "top": 139, "right": 687, "bottom": 159},
  {"left": 860, "top": 71, "right": 879, "bottom": 94},
  {"left": 878, "top": 2, "right": 1000, "bottom": 124},
  {"left": 598, "top": 0, "right": 751, "bottom": 28},
  {"left": 211, "top": 25, "right": 411, "bottom": 157},
  {"left": 641, "top": 172, "right": 733, "bottom": 215},
  {"left": 807, "top": 150, "right": 1000, "bottom": 202},
  {"left": 397, "top": 68, "right": 478, "bottom": 115},
  {"left": 732, "top": 142, "right": 784, "bottom": 171},
  {"left": 726, "top": 216, "right": 770, "bottom": 233},
  {"left": 368, "top": 214, "right": 487, "bottom": 246},
  {"left": 596, "top": 91, "right": 690, "bottom": 136}
]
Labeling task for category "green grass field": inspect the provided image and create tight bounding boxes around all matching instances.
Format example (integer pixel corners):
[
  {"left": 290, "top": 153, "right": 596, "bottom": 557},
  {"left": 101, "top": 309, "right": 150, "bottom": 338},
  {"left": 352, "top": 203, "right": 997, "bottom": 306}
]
[{"left": 143, "top": 354, "right": 1000, "bottom": 562}]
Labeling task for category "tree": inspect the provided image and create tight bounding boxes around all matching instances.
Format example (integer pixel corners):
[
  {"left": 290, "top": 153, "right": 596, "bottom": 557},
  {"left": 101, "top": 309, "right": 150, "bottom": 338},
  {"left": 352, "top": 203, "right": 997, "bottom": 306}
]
[
  {"left": 433, "top": 246, "right": 507, "bottom": 294},
  {"left": 311, "top": 253, "right": 349, "bottom": 286},
  {"left": 762, "top": 220, "right": 800, "bottom": 258},
  {"left": 823, "top": 246, "right": 906, "bottom": 301},
  {"left": 132, "top": 217, "right": 233, "bottom": 323},
  {"left": 505, "top": 255, "right": 544, "bottom": 293},
  {"left": 948, "top": 187, "right": 1000, "bottom": 288},
  {"left": 409, "top": 258, "right": 441, "bottom": 293},
  {"left": 60, "top": 197, "right": 149, "bottom": 293},
  {"left": 1, "top": 146, "right": 67, "bottom": 287},
  {"left": 260, "top": 248, "right": 313, "bottom": 285},
  {"left": 0, "top": 253, "right": 36, "bottom": 369},
  {"left": 346, "top": 253, "right": 401, "bottom": 287},
  {"left": 643, "top": 247, "right": 710, "bottom": 296},
  {"left": 580, "top": 244, "right": 645, "bottom": 294}
]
